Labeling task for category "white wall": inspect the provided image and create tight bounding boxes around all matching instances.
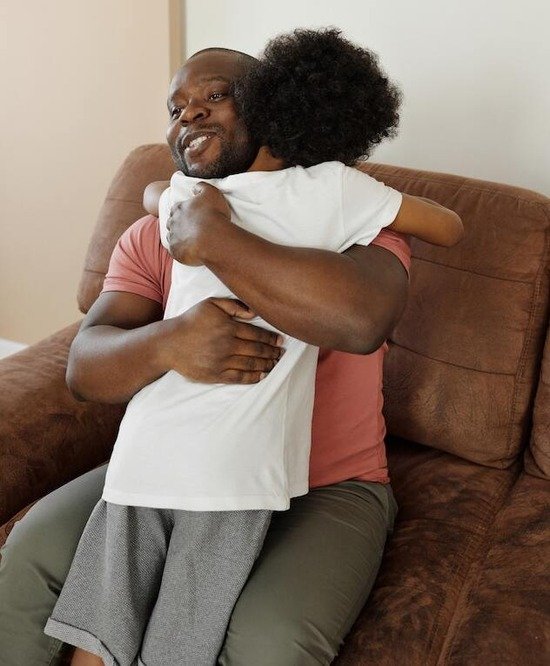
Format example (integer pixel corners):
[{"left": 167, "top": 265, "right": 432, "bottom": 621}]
[
  {"left": 184, "top": 0, "right": 550, "bottom": 195},
  {"left": 0, "top": 1, "right": 173, "bottom": 344}
]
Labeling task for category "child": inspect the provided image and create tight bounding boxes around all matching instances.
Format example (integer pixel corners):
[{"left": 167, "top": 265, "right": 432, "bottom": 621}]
[{"left": 45, "top": 28, "right": 463, "bottom": 665}]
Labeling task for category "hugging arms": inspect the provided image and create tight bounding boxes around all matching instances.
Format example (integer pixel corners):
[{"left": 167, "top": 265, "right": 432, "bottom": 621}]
[{"left": 66, "top": 187, "right": 410, "bottom": 404}]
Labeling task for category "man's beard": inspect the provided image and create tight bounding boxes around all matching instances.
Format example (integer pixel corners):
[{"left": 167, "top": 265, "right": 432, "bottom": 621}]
[{"left": 170, "top": 126, "right": 259, "bottom": 179}]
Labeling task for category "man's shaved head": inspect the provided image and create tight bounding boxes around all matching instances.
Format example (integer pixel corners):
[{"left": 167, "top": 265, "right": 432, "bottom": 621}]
[{"left": 189, "top": 47, "right": 258, "bottom": 72}]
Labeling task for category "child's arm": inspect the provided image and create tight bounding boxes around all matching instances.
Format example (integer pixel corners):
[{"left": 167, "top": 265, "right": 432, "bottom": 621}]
[
  {"left": 143, "top": 180, "right": 170, "bottom": 217},
  {"left": 388, "top": 194, "right": 464, "bottom": 246}
]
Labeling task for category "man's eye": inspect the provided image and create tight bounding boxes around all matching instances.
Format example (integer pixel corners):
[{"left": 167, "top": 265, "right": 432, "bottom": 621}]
[
  {"left": 208, "top": 92, "right": 226, "bottom": 101},
  {"left": 170, "top": 107, "right": 182, "bottom": 118}
]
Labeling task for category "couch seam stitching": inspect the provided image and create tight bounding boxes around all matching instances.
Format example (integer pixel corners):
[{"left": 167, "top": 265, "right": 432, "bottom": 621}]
[
  {"left": 390, "top": 342, "right": 517, "bottom": 375},
  {"left": 410, "top": 255, "right": 535, "bottom": 284}
]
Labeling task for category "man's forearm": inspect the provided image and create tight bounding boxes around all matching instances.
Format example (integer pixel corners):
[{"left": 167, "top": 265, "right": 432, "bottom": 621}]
[
  {"left": 198, "top": 220, "right": 408, "bottom": 353},
  {"left": 67, "top": 321, "right": 170, "bottom": 404}
]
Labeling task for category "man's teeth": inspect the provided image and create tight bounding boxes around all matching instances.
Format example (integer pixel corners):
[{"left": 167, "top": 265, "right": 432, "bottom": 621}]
[{"left": 188, "top": 135, "right": 209, "bottom": 150}]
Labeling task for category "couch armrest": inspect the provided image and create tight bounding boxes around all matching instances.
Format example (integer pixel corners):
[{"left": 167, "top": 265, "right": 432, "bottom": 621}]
[{"left": 0, "top": 322, "right": 124, "bottom": 524}]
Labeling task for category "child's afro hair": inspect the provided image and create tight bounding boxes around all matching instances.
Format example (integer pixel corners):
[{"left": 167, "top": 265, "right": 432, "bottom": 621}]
[{"left": 235, "top": 28, "right": 402, "bottom": 167}]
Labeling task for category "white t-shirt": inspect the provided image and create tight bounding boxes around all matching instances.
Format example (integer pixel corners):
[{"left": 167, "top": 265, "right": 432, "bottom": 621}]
[{"left": 102, "top": 161, "right": 402, "bottom": 511}]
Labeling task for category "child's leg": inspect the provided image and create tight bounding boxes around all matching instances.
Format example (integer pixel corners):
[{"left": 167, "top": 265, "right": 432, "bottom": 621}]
[
  {"left": 71, "top": 647, "right": 104, "bottom": 665},
  {"left": 139, "top": 509, "right": 272, "bottom": 666},
  {"left": 45, "top": 501, "right": 174, "bottom": 666},
  {"left": 0, "top": 464, "right": 107, "bottom": 666}
]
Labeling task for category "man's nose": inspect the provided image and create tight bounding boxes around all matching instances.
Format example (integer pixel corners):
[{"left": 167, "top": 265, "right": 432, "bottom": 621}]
[{"left": 178, "top": 99, "right": 208, "bottom": 123}]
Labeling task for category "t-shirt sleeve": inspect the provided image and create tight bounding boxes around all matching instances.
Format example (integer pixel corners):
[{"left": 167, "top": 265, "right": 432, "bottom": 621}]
[
  {"left": 371, "top": 228, "right": 411, "bottom": 277},
  {"left": 341, "top": 165, "right": 403, "bottom": 249},
  {"left": 101, "top": 215, "right": 171, "bottom": 307}
]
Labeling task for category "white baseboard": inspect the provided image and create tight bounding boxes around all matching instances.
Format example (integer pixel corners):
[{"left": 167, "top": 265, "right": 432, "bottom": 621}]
[{"left": 0, "top": 338, "right": 27, "bottom": 359}]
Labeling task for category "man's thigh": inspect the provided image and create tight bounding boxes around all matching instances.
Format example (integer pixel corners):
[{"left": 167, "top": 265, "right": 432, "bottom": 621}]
[
  {"left": 218, "top": 480, "right": 397, "bottom": 666},
  {"left": 0, "top": 464, "right": 107, "bottom": 666}
]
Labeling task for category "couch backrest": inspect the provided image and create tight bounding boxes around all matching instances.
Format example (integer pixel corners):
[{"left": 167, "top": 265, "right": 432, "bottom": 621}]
[
  {"left": 78, "top": 145, "right": 550, "bottom": 472},
  {"left": 77, "top": 144, "right": 175, "bottom": 312},
  {"left": 357, "top": 163, "right": 550, "bottom": 470}
]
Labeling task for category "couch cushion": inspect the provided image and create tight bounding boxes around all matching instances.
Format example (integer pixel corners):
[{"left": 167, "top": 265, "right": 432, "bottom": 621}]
[
  {"left": 359, "top": 164, "right": 550, "bottom": 468},
  {"left": 334, "top": 436, "right": 520, "bottom": 665},
  {"left": 441, "top": 473, "right": 549, "bottom": 665}
]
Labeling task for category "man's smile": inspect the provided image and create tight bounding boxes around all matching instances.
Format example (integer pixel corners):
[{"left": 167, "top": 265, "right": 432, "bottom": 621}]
[{"left": 181, "top": 131, "right": 219, "bottom": 160}]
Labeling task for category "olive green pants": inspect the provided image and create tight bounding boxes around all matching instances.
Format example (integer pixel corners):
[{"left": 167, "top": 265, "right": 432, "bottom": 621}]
[{"left": 0, "top": 465, "right": 397, "bottom": 665}]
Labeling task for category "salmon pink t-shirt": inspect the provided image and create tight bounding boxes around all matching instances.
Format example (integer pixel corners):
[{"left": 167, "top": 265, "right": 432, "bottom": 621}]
[{"left": 102, "top": 215, "right": 410, "bottom": 488}]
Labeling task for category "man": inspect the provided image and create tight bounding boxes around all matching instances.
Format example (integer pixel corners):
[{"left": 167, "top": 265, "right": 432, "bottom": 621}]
[{"left": 0, "top": 48, "right": 409, "bottom": 665}]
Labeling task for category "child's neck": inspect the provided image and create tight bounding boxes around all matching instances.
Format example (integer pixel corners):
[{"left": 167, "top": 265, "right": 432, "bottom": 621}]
[{"left": 248, "top": 146, "right": 286, "bottom": 172}]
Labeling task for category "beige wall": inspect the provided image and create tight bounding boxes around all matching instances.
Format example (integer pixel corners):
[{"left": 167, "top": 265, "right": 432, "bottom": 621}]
[{"left": 0, "top": 0, "right": 177, "bottom": 344}]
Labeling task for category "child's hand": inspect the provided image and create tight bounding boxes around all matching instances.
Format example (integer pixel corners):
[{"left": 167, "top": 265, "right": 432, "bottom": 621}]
[{"left": 143, "top": 181, "right": 170, "bottom": 217}]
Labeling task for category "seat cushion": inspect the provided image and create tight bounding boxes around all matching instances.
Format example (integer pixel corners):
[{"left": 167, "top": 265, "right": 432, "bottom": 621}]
[
  {"left": 441, "top": 472, "right": 550, "bottom": 665},
  {"left": 335, "top": 436, "right": 520, "bottom": 665}
]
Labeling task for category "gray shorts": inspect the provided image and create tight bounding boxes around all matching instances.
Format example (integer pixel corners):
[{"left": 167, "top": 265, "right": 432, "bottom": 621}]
[{"left": 44, "top": 500, "right": 271, "bottom": 666}]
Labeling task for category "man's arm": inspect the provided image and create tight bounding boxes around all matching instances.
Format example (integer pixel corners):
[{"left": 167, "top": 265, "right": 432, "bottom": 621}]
[
  {"left": 202, "top": 234, "right": 407, "bottom": 354},
  {"left": 67, "top": 216, "right": 284, "bottom": 404},
  {"left": 71, "top": 170, "right": 409, "bottom": 404},
  {"left": 67, "top": 293, "right": 284, "bottom": 404},
  {"left": 69, "top": 236, "right": 406, "bottom": 405},
  {"left": 167, "top": 184, "right": 409, "bottom": 354}
]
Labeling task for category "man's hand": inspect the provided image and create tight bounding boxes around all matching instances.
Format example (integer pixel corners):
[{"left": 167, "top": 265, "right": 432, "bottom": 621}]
[
  {"left": 161, "top": 297, "right": 284, "bottom": 384},
  {"left": 167, "top": 182, "right": 231, "bottom": 266},
  {"left": 67, "top": 292, "right": 284, "bottom": 403}
]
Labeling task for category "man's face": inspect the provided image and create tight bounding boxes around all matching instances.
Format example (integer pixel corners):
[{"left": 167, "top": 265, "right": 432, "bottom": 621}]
[{"left": 167, "top": 51, "right": 258, "bottom": 179}]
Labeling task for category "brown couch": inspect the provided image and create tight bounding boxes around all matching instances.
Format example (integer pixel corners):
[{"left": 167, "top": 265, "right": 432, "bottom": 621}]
[{"left": 1, "top": 144, "right": 549, "bottom": 665}]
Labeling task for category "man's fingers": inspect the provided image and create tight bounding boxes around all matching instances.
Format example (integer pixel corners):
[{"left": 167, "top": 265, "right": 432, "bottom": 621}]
[
  {"left": 210, "top": 297, "right": 256, "bottom": 320},
  {"left": 233, "top": 339, "right": 284, "bottom": 360},
  {"left": 233, "top": 321, "right": 283, "bottom": 347},
  {"left": 218, "top": 369, "right": 268, "bottom": 384},
  {"left": 226, "top": 355, "right": 278, "bottom": 373}
]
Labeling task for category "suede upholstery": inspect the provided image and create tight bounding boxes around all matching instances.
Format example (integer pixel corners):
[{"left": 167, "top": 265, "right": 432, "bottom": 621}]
[
  {"left": 526, "top": 322, "right": 550, "bottom": 479},
  {"left": 1, "top": 144, "right": 548, "bottom": 664},
  {"left": 0, "top": 324, "right": 124, "bottom": 524},
  {"left": 360, "top": 163, "right": 550, "bottom": 469}
]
